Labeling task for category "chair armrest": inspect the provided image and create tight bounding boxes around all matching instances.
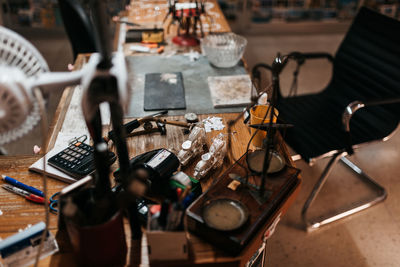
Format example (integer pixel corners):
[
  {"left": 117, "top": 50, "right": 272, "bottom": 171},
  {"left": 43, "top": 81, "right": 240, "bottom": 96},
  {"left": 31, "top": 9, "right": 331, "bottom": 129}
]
[
  {"left": 342, "top": 97, "right": 400, "bottom": 154},
  {"left": 252, "top": 63, "right": 272, "bottom": 81},
  {"left": 252, "top": 52, "right": 333, "bottom": 77},
  {"left": 295, "top": 52, "right": 334, "bottom": 63},
  {"left": 251, "top": 52, "right": 334, "bottom": 94}
]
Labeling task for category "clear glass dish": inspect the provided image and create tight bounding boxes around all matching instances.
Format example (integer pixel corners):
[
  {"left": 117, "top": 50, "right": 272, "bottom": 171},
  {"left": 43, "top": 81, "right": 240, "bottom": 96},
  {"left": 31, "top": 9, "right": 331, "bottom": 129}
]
[{"left": 201, "top": 33, "right": 247, "bottom": 68}]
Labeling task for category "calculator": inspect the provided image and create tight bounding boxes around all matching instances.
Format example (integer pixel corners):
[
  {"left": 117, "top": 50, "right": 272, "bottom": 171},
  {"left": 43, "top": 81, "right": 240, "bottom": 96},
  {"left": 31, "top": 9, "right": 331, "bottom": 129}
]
[{"left": 48, "top": 140, "right": 116, "bottom": 179}]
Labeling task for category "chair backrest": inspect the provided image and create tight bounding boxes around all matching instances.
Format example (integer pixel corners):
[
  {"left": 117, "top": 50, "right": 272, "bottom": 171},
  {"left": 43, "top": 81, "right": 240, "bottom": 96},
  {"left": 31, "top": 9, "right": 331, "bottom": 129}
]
[
  {"left": 58, "top": 0, "right": 98, "bottom": 59},
  {"left": 328, "top": 7, "right": 400, "bottom": 117}
]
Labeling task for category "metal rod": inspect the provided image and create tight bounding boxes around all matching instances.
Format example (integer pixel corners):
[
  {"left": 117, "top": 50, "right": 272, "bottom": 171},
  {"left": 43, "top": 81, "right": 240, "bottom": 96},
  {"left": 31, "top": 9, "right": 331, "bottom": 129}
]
[
  {"left": 91, "top": 0, "right": 113, "bottom": 69},
  {"left": 301, "top": 151, "right": 346, "bottom": 228},
  {"left": 303, "top": 155, "right": 387, "bottom": 232}
]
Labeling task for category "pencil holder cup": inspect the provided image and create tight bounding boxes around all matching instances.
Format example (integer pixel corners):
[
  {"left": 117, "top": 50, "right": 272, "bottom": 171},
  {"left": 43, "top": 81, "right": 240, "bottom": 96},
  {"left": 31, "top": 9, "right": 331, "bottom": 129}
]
[
  {"left": 65, "top": 210, "right": 127, "bottom": 266},
  {"left": 250, "top": 105, "right": 279, "bottom": 148}
]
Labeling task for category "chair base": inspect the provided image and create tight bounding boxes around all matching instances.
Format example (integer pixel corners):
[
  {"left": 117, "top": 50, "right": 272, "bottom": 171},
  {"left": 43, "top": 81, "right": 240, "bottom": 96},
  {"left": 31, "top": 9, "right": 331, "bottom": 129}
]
[{"left": 301, "top": 152, "right": 387, "bottom": 232}]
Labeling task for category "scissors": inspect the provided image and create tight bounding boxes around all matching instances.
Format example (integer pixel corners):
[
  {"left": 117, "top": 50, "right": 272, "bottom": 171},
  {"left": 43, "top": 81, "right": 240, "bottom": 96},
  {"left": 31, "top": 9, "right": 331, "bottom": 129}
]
[{"left": 49, "top": 192, "right": 60, "bottom": 213}]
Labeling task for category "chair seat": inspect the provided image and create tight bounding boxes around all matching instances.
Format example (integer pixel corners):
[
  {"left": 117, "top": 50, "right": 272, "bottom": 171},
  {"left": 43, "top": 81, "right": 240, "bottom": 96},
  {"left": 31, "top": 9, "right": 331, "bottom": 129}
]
[{"left": 277, "top": 91, "right": 399, "bottom": 162}]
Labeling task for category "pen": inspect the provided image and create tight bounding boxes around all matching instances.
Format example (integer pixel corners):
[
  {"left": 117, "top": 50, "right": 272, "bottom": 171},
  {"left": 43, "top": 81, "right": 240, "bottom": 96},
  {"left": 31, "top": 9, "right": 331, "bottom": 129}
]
[
  {"left": 179, "top": 185, "right": 191, "bottom": 203},
  {"left": 2, "top": 175, "right": 44, "bottom": 197},
  {"left": 2, "top": 184, "right": 46, "bottom": 204}
]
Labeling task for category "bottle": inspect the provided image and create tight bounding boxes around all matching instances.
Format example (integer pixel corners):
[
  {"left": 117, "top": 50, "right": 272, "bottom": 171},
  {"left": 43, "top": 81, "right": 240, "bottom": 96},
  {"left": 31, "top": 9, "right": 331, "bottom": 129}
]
[
  {"left": 193, "top": 133, "right": 227, "bottom": 180},
  {"left": 244, "top": 92, "right": 268, "bottom": 123},
  {"left": 177, "top": 124, "right": 206, "bottom": 165}
]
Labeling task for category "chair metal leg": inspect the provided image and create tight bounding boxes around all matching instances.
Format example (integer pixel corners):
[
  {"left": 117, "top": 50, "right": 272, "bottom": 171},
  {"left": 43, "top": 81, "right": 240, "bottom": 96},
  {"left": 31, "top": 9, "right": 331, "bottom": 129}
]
[{"left": 301, "top": 152, "right": 387, "bottom": 232}]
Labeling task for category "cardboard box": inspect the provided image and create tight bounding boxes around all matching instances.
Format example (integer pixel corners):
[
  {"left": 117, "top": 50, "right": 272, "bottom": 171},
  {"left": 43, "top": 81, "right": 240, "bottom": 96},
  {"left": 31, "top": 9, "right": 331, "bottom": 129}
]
[{"left": 146, "top": 231, "right": 188, "bottom": 261}]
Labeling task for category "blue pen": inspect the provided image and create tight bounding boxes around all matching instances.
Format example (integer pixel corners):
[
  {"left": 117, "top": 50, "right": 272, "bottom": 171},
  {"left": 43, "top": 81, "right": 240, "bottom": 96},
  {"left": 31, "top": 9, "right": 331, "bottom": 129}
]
[{"left": 2, "top": 175, "right": 44, "bottom": 197}]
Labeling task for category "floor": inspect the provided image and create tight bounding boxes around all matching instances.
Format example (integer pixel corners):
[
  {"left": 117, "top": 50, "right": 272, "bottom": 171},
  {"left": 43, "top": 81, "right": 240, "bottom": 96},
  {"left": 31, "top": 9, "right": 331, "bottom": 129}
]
[
  {"left": 4, "top": 25, "right": 400, "bottom": 266},
  {"left": 242, "top": 33, "right": 400, "bottom": 267}
]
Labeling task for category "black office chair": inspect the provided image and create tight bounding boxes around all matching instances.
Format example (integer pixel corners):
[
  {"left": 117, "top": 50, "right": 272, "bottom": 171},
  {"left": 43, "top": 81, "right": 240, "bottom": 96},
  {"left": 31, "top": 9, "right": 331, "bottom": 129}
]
[
  {"left": 58, "top": 0, "right": 98, "bottom": 59},
  {"left": 252, "top": 7, "right": 400, "bottom": 231}
]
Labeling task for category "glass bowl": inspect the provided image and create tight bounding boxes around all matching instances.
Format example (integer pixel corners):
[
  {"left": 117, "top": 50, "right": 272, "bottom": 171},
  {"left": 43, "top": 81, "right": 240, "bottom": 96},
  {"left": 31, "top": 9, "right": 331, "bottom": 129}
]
[{"left": 201, "top": 33, "right": 247, "bottom": 68}]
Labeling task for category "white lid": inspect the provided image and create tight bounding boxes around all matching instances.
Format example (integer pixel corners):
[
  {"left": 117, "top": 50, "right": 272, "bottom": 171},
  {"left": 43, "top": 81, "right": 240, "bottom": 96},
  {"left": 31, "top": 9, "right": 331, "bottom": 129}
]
[
  {"left": 182, "top": 140, "right": 192, "bottom": 150},
  {"left": 257, "top": 93, "right": 268, "bottom": 105},
  {"left": 201, "top": 153, "right": 211, "bottom": 161}
]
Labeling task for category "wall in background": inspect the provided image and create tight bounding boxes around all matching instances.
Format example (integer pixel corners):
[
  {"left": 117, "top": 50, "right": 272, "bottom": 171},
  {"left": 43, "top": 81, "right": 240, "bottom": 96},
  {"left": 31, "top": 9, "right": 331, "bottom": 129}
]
[{"left": 219, "top": 0, "right": 400, "bottom": 24}]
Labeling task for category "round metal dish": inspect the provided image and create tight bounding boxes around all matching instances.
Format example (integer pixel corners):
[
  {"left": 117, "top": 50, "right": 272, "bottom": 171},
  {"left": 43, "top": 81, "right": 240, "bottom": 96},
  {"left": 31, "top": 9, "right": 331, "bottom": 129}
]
[
  {"left": 202, "top": 198, "right": 249, "bottom": 231},
  {"left": 247, "top": 150, "right": 286, "bottom": 174}
]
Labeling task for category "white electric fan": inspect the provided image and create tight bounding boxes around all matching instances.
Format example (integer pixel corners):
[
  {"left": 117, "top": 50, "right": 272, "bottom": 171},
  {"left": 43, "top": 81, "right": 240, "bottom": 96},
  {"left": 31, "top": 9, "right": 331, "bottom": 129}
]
[
  {"left": 0, "top": 23, "right": 130, "bottom": 266},
  {"left": 0, "top": 26, "right": 49, "bottom": 146},
  {"left": 0, "top": 26, "right": 129, "bottom": 147}
]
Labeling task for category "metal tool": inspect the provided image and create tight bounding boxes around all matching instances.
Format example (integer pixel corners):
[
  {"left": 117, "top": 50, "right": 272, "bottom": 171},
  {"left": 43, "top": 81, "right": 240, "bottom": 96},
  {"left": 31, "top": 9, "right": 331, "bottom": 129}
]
[
  {"left": 127, "top": 121, "right": 167, "bottom": 137},
  {"left": 152, "top": 118, "right": 191, "bottom": 128},
  {"left": 115, "top": 20, "right": 141, "bottom": 27},
  {"left": 49, "top": 192, "right": 60, "bottom": 214},
  {"left": 107, "top": 110, "right": 191, "bottom": 141},
  {"left": 249, "top": 123, "right": 294, "bottom": 131},
  {"left": 105, "top": 110, "right": 168, "bottom": 142}
]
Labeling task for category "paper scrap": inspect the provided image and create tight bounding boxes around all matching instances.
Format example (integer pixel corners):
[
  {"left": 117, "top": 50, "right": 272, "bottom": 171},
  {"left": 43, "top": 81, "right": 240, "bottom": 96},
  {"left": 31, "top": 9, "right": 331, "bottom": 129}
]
[{"left": 202, "top": 116, "right": 225, "bottom": 132}]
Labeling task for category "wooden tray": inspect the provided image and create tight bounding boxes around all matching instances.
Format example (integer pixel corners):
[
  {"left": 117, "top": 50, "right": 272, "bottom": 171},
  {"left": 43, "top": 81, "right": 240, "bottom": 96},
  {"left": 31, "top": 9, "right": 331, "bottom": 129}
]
[{"left": 185, "top": 152, "right": 300, "bottom": 255}]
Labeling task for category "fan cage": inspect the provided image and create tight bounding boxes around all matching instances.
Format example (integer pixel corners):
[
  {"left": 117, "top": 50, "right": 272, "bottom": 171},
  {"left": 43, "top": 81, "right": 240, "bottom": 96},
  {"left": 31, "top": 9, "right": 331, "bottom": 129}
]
[{"left": 0, "top": 26, "right": 49, "bottom": 146}]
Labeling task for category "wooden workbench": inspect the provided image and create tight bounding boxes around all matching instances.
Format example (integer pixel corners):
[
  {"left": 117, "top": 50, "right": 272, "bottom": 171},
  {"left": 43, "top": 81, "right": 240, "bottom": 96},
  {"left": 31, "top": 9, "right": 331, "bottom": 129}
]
[
  {"left": 0, "top": 1, "right": 301, "bottom": 266},
  {"left": 115, "top": 0, "right": 231, "bottom": 54},
  {"left": 0, "top": 111, "right": 301, "bottom": 267}
]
